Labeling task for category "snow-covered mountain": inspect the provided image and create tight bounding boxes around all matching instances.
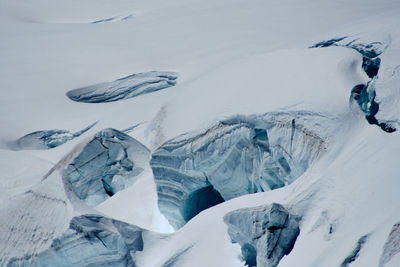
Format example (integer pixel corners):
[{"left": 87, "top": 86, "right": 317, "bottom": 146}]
[{"left": 1, "top": 0, "right": 400, "bottom": 266}]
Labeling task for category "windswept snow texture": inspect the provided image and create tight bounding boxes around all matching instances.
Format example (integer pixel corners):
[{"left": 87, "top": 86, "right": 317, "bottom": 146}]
[
  {"left": 66, "top": 71, "right": 178, "bottom": 103},
  {"left": 224, "top": 203, "right": 300, "bottom": 267},
  {"left": 379, "top": 223, "right": 400, "bottom": 267},
  {"left": 64, "top": 128, "right": 150, "bottom": 206},
  {"left": 25, "top": 214, "right": 144, "bottom": 267},
  {"left": 15, "top": 122, "right": 97, "bottom": 150},
  {"left": 151, "top": 112, "right": 330, "bottom": 229}
]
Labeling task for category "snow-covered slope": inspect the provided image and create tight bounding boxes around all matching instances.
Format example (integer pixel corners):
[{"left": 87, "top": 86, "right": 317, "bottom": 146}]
[{"left": 1, "top": 0, "right": 400, "bottom": 266}]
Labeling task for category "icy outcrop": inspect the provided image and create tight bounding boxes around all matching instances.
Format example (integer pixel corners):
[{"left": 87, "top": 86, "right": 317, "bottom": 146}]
[
  {"left": 379, "top": 223, "right": 400, "bottom": 267},
  {"left": 22, "top": 214, "right": 144, "bottom": 267},
  {"left": 151, "top": 112, "right": 330, "bottom": 229},
  {"left": 223, "top": 203, "right": 300, "bottom": 267},
  {"left": 312, "top": 35, "right": 396, "bottom": 132},
  {"left": 311, "top": 35, "right": 391, "bottom": 59},
  {"left": 15, "top": 122, "right": 96, "bottom": 150},
  {"left": 341, "top": 235, "right": 369, "bottom": 267},
  {"left": 64, "top": 128, "right": 150, "bottom": 206},
  {"left": 66, "top": 71, "right": 177, "bottom": 103},
  {"left": 350, "top": 77, "right": 395, "bottom": 133}
]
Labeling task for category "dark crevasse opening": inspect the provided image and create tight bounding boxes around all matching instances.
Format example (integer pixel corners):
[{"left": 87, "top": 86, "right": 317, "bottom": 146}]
[
  {"left": 152, "top": 112, "right": 329, "bottom": 229},
  {"left": 362, "top": 57, "right": 381, "bottom": 79},
  {"left": 351, "top": 83, "right": 396, "bottom": 133},
  {"left": 310, "top": 35, "right": 396, "bottom": 133},
  {"left": 182, "top": 185, "right": 225, "bottom": 223}
]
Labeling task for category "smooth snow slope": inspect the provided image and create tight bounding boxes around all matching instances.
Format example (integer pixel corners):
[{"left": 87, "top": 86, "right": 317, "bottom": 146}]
[{"left": 0, "top": 0, "right": 400, "bottom": 266}]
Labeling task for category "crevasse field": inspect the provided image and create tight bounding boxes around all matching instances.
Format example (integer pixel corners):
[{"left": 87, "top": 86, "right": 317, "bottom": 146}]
[{"left": 1, "top": 0, "right": 400, "bottom": 266}]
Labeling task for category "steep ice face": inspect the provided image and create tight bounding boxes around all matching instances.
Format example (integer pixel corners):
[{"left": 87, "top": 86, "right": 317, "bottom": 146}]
[
  {"left": 66, "top": 71, "right": 178, "bottom": 103},
  {"left": 151, "top": 112, "right": 331, "bottom": 229},
  {"left": 64, "top": 128, "right": 150, "bottom": 206},
  {"left": 223, "top": 203, "right": 300, "bottom": 267},
  {"left": 14, "top": 122, "right": 97, "bottom": 150},
  {"left": 24, "top": 214, "right": 144, "bottom": 267}
]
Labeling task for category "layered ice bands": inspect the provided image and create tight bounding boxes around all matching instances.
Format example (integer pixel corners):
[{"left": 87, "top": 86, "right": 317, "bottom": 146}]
[
  {"left": 20, "top": 215, "right": 145, "bottom": 267},
  {"left": 15, "top": 122, "right": 97, "bottom": 150},
  {"left": 64, "top": 128, "right": 150, "bottom": 206},
  {"left": 151, "top": 112, "right": 331, "bottom": 229},
  {"left": 66, "top": 71, "right": 178, "bottom": 103},
  {"left": 224, "top": 203, "right": 300, "bottom": 267}
]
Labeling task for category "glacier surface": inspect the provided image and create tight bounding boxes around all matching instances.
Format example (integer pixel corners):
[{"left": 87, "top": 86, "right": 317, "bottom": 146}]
[{"left": 1, "top": 0, "right": 400, "bottom": 266}]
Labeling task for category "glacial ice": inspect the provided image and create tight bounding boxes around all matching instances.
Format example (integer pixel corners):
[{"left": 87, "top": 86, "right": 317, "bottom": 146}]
[
  {"left": 66, "top": 71, "right": 178, "bottom": 103},
  {"left": 340, "top": 235, "right": 369, "bottom": 267},
  {"left": 64, "top": 128, "right": 150, "bottom": 206},
  {"left": 15, "top": 122, "right": 97, "bottom": 150},
  {"left": 223, "top": 203, "right": 300, "bottom": 267},
  {"left": 311, "top": 35, "right": 391, "bottom": 59},
  {"left": 27, "top": 214, "right": 144, "bottom": 267},
  {"left": 379, "top": 223, "right": 400, "bottom": 267},
  {"left": 151, "top": 112, "right": 331, "bottom": 229},
  {"left": 312, "top": 35, "right": 396, "bottom": 133}
]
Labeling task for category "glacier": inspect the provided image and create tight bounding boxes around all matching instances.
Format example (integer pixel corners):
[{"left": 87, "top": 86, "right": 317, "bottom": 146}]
[{"left": 1, "top": 0, "right": 400, "bottom": 266}]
